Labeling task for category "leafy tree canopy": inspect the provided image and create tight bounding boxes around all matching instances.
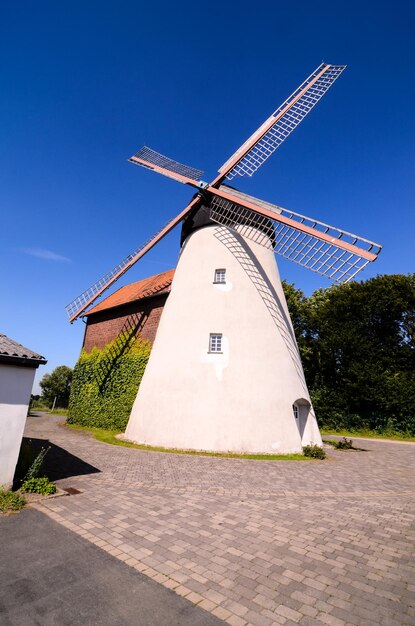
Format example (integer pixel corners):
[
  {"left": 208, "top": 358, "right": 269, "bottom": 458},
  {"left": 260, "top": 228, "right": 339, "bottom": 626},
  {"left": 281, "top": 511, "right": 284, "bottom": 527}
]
[
  {"left": 283, "top": 274, "right": 415, "bottom": 434},
  {"left": 40, "top": 365, "right": 73, "bottom": 408}
]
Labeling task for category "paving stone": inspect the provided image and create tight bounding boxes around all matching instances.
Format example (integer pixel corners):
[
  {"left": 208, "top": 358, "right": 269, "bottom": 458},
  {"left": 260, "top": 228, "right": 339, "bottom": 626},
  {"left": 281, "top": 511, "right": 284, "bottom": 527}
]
[
  {"left": 26, "top": 414, "right": 415, "bottom": 626},
  {"left": 226, "top": 615, "right": 247, "bottom": 626},
  {"left": 211, "top": 606, "right": 232, "bottom": 620},
  {"left": 199, "top": 598, "right": 218, "bottom": 611},
  {"left": 244, "top": 610, "right": 274, "bottom": 626},
  {"left": 315, "top": 613, "right": 347, "bottom": 626},
  {"left": 299, "top": 617, "right": 324, "bottom": 626},
  {"left": 291, "top": 591, "right": 317, "bottom": 606},
  {"left": 275, "top": 604, "right": 303, "bottom": 622},
  {"left": 260, "top": 608, "right": 288, "bottom": 624},
  {"left": 299, "top": 605, "right": 319, "bottom": 618}
]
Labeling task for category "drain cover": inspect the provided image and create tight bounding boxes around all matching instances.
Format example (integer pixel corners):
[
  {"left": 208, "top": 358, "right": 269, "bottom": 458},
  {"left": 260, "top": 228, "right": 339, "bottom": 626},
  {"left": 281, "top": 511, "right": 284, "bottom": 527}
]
[{"left": 63, "top": 487, "right": 82, "bottom": 495}]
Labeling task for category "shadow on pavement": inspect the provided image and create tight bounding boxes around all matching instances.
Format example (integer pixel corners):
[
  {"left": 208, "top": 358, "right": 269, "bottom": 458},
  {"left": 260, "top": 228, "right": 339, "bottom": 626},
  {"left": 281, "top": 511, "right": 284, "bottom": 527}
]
[{"left": 14, "top": 437, "right": 100, "bottom": 486}]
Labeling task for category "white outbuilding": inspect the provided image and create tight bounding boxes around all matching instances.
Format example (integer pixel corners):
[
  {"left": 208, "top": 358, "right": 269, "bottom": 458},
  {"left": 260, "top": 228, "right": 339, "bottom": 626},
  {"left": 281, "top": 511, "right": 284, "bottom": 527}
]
[{"left": 0, "top": 334, "right": 46, "bottom": 488}]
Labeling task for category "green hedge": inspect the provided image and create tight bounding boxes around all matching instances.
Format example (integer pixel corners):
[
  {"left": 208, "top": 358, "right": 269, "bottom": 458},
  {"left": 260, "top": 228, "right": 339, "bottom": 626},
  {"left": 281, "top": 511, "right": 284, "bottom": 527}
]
[{"left": 68, "top": 334, "right": 151, "bottom": 430}]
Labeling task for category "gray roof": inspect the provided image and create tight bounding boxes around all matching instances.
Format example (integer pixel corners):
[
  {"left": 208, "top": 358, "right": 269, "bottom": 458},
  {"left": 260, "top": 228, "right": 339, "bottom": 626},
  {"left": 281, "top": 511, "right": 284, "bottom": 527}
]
[{"left": 0, "top": 334, "right": 47, "bottom": 367}]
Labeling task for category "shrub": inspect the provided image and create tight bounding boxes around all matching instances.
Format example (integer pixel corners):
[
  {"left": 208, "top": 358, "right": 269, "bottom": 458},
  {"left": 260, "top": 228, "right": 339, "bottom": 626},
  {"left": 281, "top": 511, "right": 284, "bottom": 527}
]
[
  {"left": 15, "top": 443, "right": 56, "bottom": 495},
  {"left": 14, "top": 439, "right": 37, "bottom": 485},
  {"left": 68, "top": 334, "right": 151, "bottom": 430},
  {"left": 334, "top": 437, "right": 354, "bottom": 449},
  {"left": 0, "top": 487, "right": 25, "bottom": 513},
  {"left": 24, "top": 446, "right": 50, "bottom": 481},
  {"left": 13, "top": 441, "right": 51, "bottom": 489},
  {"left": 21, "top": 477, "right": 56, "bottom": 495},
  {"left": 303, "top": 444, "right": 326, "bottom": 459}
]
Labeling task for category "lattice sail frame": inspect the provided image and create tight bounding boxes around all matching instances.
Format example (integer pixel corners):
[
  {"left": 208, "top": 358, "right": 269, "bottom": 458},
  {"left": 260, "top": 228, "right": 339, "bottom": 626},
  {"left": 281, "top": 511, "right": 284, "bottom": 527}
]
[
  {"left": 130, "top": 146, "right": 204, "bottom": 183},
  {"left": 209, "top": 194, "right": 381, "bottom": 283},
  {"left": 65, "top": 196, "right": 200, "bottom": 322},
  {"left": 219, "top": 64, "right": 345, "bottom": 181},
  {"left": 65, "top": 222, "right": 171, "bottom": 321}
]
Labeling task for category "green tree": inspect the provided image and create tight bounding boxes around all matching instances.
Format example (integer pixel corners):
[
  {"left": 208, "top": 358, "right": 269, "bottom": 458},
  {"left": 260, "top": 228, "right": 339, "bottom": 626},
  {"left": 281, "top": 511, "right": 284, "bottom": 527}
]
[
  {"left": 282, "top": 280, "right": 314, "bottom": 375},
  {"left": 283, "top": 274, "right": 415, "bottom": 434},
  {"left": 281, "top": 280, "right": 308, "bottom": 338},
  {"left": 40, "top": 365, "right": 73, "bottom": 408}
]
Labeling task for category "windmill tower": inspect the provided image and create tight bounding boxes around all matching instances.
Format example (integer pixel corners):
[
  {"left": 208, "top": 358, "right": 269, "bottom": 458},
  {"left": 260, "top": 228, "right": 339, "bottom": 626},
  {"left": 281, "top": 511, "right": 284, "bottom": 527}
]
[{"left": 66, "top": 63, "right": 381, "bottom": 454}]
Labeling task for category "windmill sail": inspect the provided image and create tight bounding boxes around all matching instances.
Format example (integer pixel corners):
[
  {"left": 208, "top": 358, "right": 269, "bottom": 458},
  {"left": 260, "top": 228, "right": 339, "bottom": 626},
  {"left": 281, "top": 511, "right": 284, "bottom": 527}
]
[
  {"left": 209, "top": 187, "right": 381, "bottom": 283},
  {"left": 65, "top": 196, "right": 200, "bottom": 322},
  {"left": 130, "top": 146, "right": 204, "bottom": 186},
  {"left": 217, "top": 63, "right": 345, "bottom": 182}
]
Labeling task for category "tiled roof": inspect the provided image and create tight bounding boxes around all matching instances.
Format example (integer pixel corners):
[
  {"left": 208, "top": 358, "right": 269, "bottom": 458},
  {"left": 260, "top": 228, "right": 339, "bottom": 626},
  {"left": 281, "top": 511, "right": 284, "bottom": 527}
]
[
  {"left": 84, "top": 269, "right": 175, "bottom": 317},
  {"left": 0, "top": 334, "right": 47, "bottom": 365}
]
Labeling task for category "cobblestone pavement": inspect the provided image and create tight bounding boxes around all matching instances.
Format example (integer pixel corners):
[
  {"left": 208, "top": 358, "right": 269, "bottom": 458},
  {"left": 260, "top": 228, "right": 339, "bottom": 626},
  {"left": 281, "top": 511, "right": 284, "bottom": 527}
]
[{"left": 27, "top": 414, "right": 415, "bottom": 626}]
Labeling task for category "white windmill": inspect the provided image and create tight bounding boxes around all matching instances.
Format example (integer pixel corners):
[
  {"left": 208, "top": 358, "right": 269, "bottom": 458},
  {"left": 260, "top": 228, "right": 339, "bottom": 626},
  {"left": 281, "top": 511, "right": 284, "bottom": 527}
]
[{"left": 66, "top": 63, "right": 381, "bottom": 454}]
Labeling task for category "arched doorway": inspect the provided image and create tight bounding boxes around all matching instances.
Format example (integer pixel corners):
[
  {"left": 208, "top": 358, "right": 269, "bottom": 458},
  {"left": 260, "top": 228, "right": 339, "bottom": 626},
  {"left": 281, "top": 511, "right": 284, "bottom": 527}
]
[{"left": 292, "top": 398, "right": 311, "bottom": 441}]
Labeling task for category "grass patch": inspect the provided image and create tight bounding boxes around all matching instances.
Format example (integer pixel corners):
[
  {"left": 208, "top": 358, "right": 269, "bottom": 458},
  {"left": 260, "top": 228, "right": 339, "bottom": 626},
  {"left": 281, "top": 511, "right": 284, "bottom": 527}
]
[
  {"left": 30, "top": 404, "right": 50, "bottom": 412},
  {"left": 323, "top": 438, "right": 368, "bottom": 452},
  {"left": 323, "top": 437, "right": 358, "bottom": 450},
  {"left": 65, "top": 423, "right": 310, "bottom": 460},
  {"left": 0, "top": 487, "right": 25, "bottom": 514},
  {"left": 321, "top": 428, "right": 415, "bottom": 442},
  {"left": 29, "top": 408, "right": 69, "bottom": 417}
]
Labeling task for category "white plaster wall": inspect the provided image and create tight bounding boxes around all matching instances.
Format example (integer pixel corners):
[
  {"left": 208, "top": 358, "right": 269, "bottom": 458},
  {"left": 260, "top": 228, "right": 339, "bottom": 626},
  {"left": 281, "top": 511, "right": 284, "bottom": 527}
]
[
  {"left": 0, "top": 365, "right": 36, "bottom": 488},
  {"left": 125, "top": 225, "right": 322, "bottom": 453}
]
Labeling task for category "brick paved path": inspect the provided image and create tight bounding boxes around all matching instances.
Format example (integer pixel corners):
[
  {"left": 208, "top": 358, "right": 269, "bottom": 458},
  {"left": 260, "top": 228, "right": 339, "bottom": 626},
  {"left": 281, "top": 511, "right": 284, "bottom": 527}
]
[{"left": 27, "top": 414, "right": 415, "bottom": 626}]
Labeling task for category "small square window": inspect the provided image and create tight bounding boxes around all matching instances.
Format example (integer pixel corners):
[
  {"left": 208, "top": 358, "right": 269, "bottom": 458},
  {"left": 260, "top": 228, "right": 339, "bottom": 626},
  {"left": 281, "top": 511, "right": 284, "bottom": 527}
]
[
  {"left": 214, "top": 269, "right": 226, "bottom": 284},
  {"left": 209, "top": 333, "right": 223, "bottom": 353}
]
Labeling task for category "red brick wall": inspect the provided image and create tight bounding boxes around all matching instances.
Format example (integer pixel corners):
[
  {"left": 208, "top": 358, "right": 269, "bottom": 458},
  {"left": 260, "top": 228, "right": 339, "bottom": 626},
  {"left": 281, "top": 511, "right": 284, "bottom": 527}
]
[{"left": 83, "top": 293, "right": 168, "bottom": 353}]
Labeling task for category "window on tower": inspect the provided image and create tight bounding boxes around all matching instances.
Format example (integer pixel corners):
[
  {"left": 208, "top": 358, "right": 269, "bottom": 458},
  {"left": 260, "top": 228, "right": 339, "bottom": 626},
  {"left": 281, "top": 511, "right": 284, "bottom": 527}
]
[
  {"left": 292, "top": 404, "right": 299, "bottom": 420},
  {"left": 214, "top": 268, "right": 226, "bottom": 284},
  {"left": 209, "top": 333, "right": 223, "bottom": 353}
]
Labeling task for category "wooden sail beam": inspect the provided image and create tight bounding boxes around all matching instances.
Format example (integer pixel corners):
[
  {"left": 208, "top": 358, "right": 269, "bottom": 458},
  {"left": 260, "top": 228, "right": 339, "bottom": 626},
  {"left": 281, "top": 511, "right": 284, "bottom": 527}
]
[{"left": 65, "top": 195, "right": 201, "bottom": 322}]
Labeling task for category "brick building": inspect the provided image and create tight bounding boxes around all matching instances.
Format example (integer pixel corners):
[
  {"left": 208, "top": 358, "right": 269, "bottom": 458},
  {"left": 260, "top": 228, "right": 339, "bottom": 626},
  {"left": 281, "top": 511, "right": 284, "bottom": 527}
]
[{"left": 82, "top": 269, "right": 174, "bottom": 352}]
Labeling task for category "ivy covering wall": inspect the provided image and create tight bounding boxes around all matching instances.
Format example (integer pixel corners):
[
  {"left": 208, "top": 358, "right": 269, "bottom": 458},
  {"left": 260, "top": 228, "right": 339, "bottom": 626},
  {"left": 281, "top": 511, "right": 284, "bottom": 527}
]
[{"left": 68, "top": 334, "right": 151, "bottom": 430}]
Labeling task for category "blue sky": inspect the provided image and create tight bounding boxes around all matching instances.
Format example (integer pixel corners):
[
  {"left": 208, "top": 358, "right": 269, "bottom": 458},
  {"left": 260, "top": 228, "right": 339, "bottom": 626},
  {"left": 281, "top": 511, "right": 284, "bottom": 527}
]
[{"left": 1, "top": 1, "right": 414, "bottom": 392}]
